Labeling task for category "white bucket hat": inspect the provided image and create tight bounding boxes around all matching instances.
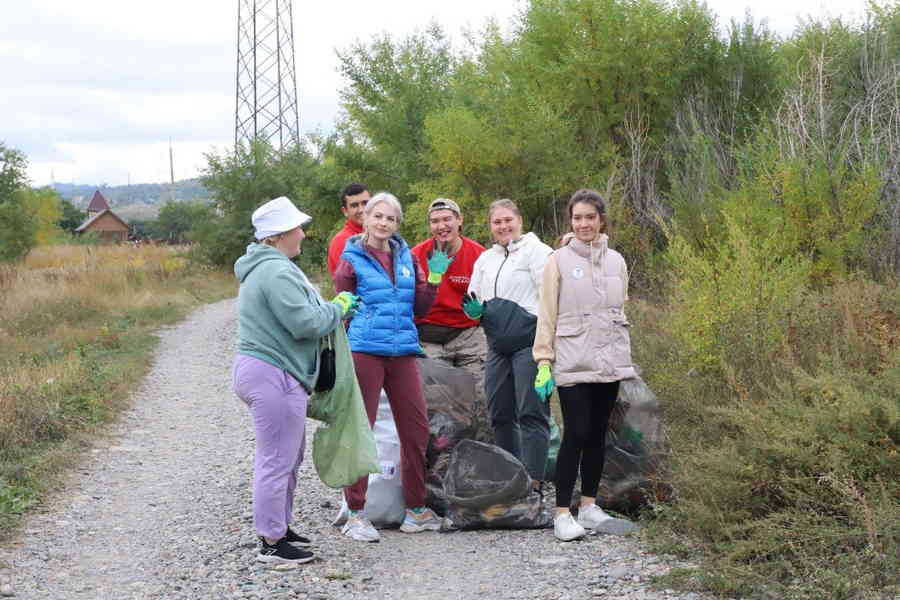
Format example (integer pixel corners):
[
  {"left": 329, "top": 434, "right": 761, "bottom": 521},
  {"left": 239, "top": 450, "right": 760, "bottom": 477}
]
[{"left": 252, "top": 196, "right": 312, "bottom": 240}]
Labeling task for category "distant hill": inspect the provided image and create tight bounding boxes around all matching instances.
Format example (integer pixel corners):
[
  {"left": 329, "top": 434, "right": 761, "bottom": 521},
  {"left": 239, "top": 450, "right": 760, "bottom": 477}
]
[{"left": 52, "top": 179, "right": 212, "bottom": 211}]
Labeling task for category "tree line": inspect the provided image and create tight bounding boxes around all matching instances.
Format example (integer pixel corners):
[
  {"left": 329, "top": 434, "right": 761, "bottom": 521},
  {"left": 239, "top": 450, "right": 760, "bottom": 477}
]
[{"left": 199, "top": 0, "right": 899, "bottom": 286}]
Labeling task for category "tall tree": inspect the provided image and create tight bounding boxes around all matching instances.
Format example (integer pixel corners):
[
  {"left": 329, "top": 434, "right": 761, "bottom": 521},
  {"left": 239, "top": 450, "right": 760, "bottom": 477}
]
[
  {"left": 0, "top": 142, "right": 38, "bottom": 261},
  {"left": 20, "top": 187, "right": 62, "bottom": 245},
  {"left": 0, "top": 142, "right": 28, "bottom": 203},
  {"left": 154, "top": 200, "right": 214, "bottom": 243},
  {"left": 335, "top": 24, "right": 455, "bottom": 201},
  {"left": 196, "top": 138, "right": 340, "bottom": 271}
]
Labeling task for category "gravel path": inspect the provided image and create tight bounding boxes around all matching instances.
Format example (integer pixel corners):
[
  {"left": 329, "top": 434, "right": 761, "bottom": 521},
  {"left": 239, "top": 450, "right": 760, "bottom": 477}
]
[{"left": 0, "top": 298, "right": 705, "bottom": 600}]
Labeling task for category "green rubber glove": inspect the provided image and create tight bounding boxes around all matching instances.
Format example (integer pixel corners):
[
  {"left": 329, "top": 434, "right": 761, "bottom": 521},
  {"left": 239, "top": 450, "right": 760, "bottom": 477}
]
[
  {"left": 534, "top": 364, "right": 555, "bottom": 401},
  {"left": 427, "top": 248, "right": 453, "bottom": 285},
  {"left": 331, "top": 291, "right": 360, "bottom": 319},
  {"left": 461, "top": 292, "right": 484, "bottom": 320}
]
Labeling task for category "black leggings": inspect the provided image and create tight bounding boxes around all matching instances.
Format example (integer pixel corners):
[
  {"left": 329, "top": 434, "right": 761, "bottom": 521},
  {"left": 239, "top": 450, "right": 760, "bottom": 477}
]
[{"left": 555, "top": 381, "right": 620, "bottom": 508}]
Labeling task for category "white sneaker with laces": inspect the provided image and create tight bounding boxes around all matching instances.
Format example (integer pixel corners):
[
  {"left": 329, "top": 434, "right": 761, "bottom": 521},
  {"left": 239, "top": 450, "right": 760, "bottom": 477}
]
[
  {"left": 341, "top": 513, "right": 380, "bottom": 543},
  {"left": 577, "top": 503, "right": 614, "bottom": 529},
  {"left": 553, "top": 512, "right": 586, "bottom": 541}
]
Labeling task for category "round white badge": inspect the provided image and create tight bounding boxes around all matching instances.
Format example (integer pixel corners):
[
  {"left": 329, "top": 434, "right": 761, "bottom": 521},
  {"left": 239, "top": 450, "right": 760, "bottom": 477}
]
[
  {"left": 401, "top": 266, "right": 412, "bottom": 278},
  {"left": 572, "top": 266, "right": 584, "bottom": 280}
]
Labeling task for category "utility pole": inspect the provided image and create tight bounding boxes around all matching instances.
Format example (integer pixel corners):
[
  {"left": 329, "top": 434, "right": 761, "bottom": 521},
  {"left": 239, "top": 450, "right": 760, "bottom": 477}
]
[
  {"left": 169, "top": 139, "right": 176, "bottom": 202},
  {"left": 234, "top": 0, "right": 300, "bottom": 151}
]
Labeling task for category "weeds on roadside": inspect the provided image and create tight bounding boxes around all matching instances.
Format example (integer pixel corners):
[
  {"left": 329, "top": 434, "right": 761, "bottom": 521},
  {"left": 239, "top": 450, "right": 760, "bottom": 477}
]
[
  {"left": 637, "top": 268, "right": 899, "bottom": 599},
  {"left": 0, "top": 244, "right": 236, "bottom": 539}
]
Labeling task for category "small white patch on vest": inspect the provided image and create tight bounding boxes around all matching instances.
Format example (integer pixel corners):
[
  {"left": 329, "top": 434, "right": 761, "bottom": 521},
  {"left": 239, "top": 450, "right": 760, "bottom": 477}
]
[
  {"left": 572, "top": 266, "right": 584, "bottom": 279},
  {"left": 400, "top": 266, "right": 412, "bottom": 278}
]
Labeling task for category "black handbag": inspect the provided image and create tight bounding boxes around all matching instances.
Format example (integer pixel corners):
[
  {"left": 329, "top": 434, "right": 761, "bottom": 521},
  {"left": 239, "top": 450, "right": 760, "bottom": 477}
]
[{"left": 314, "top": 334, "right": 336, "bottom": 393}]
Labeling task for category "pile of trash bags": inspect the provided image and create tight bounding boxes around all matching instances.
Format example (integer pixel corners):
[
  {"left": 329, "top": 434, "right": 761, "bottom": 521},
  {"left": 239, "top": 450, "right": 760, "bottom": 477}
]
[{"left": 339, "top": 357, "right": 666, "bottom": 529}]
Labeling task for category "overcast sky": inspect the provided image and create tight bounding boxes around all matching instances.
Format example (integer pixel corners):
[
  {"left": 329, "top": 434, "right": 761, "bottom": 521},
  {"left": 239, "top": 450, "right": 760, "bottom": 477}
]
[{"left": 0, "top": 0, "right": 867, "bottom": 188}]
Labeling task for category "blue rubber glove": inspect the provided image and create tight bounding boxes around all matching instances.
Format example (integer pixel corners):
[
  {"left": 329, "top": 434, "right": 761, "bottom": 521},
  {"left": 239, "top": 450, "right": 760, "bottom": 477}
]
[
  {"left": 461, "top": 292, "right": 484, "bottom": 320},
  {"left": 534, "top": 364, "right": 555, "bottom": 401},
  {"left": 427, "top": 248, "right": 453, "bottom": 285},
  {"left": 331, "top": 291, "right": 360, "bottom": 319}
]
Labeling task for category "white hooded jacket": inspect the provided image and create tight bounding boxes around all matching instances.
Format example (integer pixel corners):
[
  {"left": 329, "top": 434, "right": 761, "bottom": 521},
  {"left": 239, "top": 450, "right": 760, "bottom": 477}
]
[
  {"left": 468, "top": 232, "right": 554, "bottom": 355},
  {"left": 467, "top": 232, "right": 553, "bottom": 316}
]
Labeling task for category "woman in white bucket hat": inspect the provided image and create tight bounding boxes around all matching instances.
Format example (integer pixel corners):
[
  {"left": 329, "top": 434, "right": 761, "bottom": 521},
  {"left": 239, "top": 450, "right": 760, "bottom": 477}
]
[{"left": 232, "top": 196, "right": 358, "bottom": 564}]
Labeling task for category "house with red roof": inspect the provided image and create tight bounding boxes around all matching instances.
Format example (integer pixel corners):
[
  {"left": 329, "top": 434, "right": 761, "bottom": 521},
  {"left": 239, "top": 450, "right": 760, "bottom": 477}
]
[{"left": 75, "top": 190, "right": 129, "bottom": 242}]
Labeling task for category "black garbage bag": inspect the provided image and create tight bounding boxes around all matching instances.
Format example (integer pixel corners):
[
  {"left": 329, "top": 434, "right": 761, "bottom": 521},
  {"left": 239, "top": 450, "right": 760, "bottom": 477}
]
[
  {"left": 444, "top": 440, "right": 552, "bottom": 529},
  {"left": 418, "top": 356, "right": 494, "bottom": 500},
  {"left": 597, "top": 375, "right": 670, "bottom": 512},
  {"left": 418, "top": 357, "right": 492, "bottom": 447}
]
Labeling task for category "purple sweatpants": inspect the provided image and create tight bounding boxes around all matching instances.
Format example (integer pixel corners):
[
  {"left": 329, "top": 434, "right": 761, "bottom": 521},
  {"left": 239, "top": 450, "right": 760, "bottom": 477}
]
[{"left": 232, "top": 354, "right": 308, "bottom": 540}]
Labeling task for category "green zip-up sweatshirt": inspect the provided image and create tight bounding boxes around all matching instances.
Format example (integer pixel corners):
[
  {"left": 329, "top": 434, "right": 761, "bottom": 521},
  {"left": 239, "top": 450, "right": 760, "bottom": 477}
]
[{"left": 234, "top": 243, "right": 342, "bottom": 393}]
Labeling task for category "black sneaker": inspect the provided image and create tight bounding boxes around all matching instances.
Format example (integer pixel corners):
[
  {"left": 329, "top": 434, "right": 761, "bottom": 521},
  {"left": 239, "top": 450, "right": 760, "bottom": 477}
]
[
  {"left": 257, "top": 537, "right": 315, "bottom": 565},
  {"left": 284, "top": 527, "right": 312, "bottom": 546}
]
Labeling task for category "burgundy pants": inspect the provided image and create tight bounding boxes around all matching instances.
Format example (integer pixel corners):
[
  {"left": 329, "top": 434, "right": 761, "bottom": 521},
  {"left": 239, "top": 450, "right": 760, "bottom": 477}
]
[{"left": 343, "top": 353, "right": 429, "bottom": 511}]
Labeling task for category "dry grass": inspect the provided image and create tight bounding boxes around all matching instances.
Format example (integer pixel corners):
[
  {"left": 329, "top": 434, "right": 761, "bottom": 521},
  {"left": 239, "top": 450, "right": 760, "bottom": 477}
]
[
  {"left": 0, "top": 244, "right": 236, "bottom": 534},
  {"left": 0, "top": 245, "right": 230, "bottom": 360}
]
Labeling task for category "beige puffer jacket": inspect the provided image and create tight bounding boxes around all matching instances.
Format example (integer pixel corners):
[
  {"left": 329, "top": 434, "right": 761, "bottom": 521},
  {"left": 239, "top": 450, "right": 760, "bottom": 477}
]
[{"left": 533, "top": 234, "right": 636, "bottom": 386}]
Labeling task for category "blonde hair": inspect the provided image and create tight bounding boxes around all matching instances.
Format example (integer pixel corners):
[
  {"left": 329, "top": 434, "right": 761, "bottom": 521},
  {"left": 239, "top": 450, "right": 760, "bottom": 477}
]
[
  {"left": 488, "top": 198, "right": 521, "bottom": 218},
  {"left": 364, "top": 192, "right": 404, "bottom": 224}
]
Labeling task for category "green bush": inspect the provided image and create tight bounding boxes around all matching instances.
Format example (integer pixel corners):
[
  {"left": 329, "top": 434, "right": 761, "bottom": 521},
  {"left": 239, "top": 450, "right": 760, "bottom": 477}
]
[
  {"left": 0, "top": 200, "right": 38, "bottom": 262},
  {"left": 645, "top": 267, "right": 899, "bottom": 598},
  {"left": 648, "top": 118, "right": 897, "bottom": 596}
]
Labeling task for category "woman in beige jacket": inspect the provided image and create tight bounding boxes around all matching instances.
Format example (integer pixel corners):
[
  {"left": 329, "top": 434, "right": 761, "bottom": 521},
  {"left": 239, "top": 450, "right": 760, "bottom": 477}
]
[{"left": 532, "top": 188, "right": 636, "bottom": 541}]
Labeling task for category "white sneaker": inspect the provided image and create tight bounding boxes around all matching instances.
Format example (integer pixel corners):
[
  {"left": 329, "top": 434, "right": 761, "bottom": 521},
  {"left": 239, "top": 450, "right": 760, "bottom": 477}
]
[
  {"left": 553, "top": 512, "right": 586, "bottom": 541},
  {"left": 577, "top": 503, "right": 614, "bottom": 529},
  {"left": 341, "top": 513, "right": 380, "bottom": 543}
]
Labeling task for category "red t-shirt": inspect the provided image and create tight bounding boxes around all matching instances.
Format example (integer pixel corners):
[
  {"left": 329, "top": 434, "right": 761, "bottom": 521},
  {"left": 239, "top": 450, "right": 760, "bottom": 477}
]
[
  {"left": 410, "top": 236, "right": 485, "bottom": 329},
  {"left": 327, "top": 219, "right": 364, "bottom": 278}
]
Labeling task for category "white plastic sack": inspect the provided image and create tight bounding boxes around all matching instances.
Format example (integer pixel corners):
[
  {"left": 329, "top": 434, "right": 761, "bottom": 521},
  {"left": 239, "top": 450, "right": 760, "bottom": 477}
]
[{"left": 332, "top": 391, "right": 406, "bottom": 528}]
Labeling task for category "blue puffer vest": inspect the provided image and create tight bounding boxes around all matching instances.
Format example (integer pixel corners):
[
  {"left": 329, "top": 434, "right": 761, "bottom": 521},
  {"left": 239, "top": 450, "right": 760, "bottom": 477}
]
[{"left": 342, "top": 234, "right": 422, "bottom": 356}]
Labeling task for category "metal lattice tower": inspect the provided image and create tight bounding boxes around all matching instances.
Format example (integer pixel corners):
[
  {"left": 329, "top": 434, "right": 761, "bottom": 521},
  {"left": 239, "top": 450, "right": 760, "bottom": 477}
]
[{"left": 235, "top": 0, "right": 300, "bottom": 150}]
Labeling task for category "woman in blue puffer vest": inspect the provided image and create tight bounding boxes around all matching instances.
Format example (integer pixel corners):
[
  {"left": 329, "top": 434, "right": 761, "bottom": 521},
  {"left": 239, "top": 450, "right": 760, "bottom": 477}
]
[{"left": 333, "top": 192, "right": 450, "bottom": 542}]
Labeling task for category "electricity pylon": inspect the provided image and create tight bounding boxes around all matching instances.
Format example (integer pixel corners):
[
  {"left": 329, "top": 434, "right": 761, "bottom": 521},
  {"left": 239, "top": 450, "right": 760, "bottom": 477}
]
[{"left": 234, "top": 0, "right": 300, "bottom": 151}]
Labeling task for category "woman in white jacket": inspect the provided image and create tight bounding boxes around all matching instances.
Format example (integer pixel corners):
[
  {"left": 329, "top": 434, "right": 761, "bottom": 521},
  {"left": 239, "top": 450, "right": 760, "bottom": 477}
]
[
  {"left": 532, "top": 188, "right": 636, "bottom": 541},
  {"left": 463, "top": 198, "right": 553, "bottom": 490}
]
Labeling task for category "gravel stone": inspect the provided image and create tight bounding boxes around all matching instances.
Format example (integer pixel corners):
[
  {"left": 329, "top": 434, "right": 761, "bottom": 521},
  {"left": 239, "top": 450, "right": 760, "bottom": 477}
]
[{"left": 0, "top": 299, "right": 713, "bottom": 600}]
